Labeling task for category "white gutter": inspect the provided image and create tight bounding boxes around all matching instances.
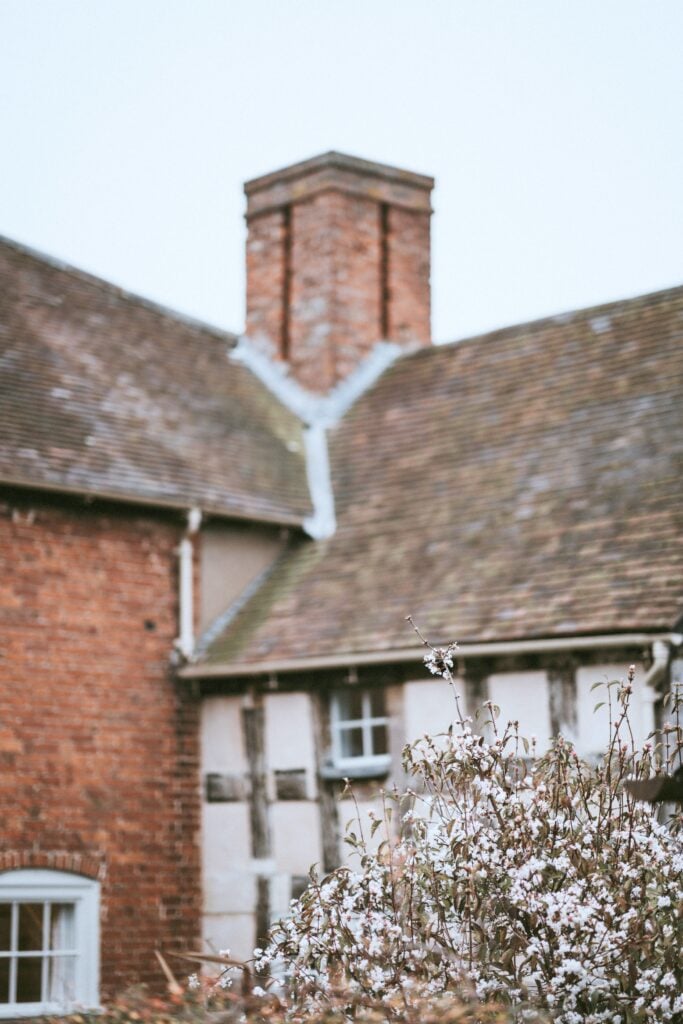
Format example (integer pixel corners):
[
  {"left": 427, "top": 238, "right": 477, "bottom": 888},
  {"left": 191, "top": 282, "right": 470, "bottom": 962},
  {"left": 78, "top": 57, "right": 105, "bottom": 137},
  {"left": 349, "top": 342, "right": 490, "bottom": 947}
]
[
  {"left": 175, "top": 508, "right": 202, "bottom": 660},
  {"left": 178, "top": 630, "right": 682, "bottom": 679},
  {"left": 230, "top": 338, "right": 401, "bottom": 540}
]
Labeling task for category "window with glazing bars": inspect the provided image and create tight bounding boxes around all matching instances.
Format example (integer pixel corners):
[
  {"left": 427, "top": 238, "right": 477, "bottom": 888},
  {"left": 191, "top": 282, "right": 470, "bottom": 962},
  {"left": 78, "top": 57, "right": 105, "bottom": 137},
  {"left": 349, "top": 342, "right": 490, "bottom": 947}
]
[
  {"left": 0, "top": 871, "right": 99, "bottom": 1017},
  {"left": 330, "top": 688, "right": 390, "bottom": 769}
]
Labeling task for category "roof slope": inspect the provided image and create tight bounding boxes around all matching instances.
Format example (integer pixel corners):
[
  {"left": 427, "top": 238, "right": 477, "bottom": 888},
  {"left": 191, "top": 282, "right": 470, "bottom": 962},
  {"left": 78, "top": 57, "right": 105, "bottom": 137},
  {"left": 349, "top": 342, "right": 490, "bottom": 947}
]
[
  {"left": 202, "top": 285, "right": 683, "bottom": 667},
  {"left": 0, "top": 238, "right": 311, "bottom": 523}
]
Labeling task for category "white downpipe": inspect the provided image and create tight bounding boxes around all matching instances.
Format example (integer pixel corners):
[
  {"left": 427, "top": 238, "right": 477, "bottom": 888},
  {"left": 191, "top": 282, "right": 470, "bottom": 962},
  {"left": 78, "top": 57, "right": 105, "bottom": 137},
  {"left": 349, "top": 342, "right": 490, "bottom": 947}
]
[
  {"left": 642, "top": 639, "right": 671, "bottom": 690},
  {"left": 230, "top": 338, "right": 402, "bottom": 540},
  {"left": 176, "top": 508, "right": 202, "bottom": 660},
  {"left": 638, "top": 640, "right": 671, "bottom": 735},
  {"left": 302, "top": 423, "right": 336, "bottom": 539}
]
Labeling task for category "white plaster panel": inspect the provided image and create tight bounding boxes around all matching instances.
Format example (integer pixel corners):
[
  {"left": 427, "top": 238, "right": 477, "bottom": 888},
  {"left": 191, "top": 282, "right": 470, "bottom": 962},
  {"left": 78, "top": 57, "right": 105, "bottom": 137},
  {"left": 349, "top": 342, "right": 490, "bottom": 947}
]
[
  {"left": 271, "top": 802, "right": 322, "bottom": 875},
  {"left": 270, "top": 873, "right": 293, "bottom": 922},
  {"left": 202, "top": 802, "right": 252, "bottom": 878},
  {"left": 200, "top": 522, "right": 285, "bottom": 631},
  {"left": 576, "top": 662, "right": 651, "bottom": 756},
  {"left": 264, "top": 692, "right": 316, "bottom": 772},
  {"left": 203, "top": 869, "right": 256, "bottom": 915},
  {"left": 201, "top": 695, "right": 247, "bottom": 775},
  {"left": 403, "top": 678, "right": 464, "bottom": 742},
  {"left": 202, "top": 913, "right": 255, "bottom": 962},
  {"left": 487, "top": 671, "right": 552, "bottom": 750}
]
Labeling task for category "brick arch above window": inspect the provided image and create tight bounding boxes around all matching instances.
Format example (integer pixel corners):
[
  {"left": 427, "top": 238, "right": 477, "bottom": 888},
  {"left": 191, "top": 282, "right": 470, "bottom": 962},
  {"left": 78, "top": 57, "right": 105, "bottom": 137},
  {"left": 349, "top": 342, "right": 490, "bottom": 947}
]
[{"left": 0, "top": 850, "right": 106, "bottom": 882}]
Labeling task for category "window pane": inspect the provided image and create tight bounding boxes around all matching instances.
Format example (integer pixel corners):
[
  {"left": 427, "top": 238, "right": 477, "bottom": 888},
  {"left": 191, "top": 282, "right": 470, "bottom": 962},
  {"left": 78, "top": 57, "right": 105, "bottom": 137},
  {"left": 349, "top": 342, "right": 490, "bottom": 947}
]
[
  {"left": 48, "top": 955, "right": 76, "bottom": 1003},
  {"left": 335, "top": 690, "right": 363, "bottom": 722},
  {"left": 0, "top": 905, "right": 11, "bottom": 951},
  {"left": 18, "top": 904, "right": 43, "bottom": 952},
  {"left": 372, "top": 724, "right": 388, "bottom": 755},
  {"left": 49, "top": 904, "right": 75, "bottom": 951},
  {"left": 340, "top": 727, "right": 364, "bottom": 759},
  {"left": 16, "top": 956, "right": 42, "bottom": 1003},
  {"left": 369, "top": 689, "right": 386, "bottom": 717},
  {"left": 0, "top": 956, "right": 9, "bottom": 1003}
]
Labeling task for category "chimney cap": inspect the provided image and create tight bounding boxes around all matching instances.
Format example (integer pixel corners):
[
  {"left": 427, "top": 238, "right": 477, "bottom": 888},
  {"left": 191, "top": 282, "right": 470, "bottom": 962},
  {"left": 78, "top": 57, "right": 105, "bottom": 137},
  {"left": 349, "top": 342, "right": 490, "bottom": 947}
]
[
  {"left": 245, "top": 150, "right": 434, "bottom": 193},
  {"left": 244, "top": 151, "right": 434, "bottom": 217}
]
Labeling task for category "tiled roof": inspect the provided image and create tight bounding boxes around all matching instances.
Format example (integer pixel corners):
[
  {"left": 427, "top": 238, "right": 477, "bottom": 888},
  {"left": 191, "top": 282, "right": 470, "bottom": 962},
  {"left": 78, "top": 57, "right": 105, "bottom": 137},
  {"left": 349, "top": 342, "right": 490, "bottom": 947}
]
[
  {"left": 201, "top": 285, "right": 683, "bottom": 667},
  {"left": 0, "top": 237, "right": 311, "bottom": 524}
]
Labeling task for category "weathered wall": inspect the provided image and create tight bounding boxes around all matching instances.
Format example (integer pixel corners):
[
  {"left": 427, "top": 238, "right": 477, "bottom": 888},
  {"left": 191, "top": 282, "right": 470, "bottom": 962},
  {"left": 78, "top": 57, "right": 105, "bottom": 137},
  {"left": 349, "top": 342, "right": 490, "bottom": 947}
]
[
  {"left": 0, "top": 492, "right": 201, "bottom": 999},
  {"left": 201, "top": 694, "right": 254, "bottom": 959},
  {"left": 200, "top": 655, "right": 657, "bottom": 955},
  {"left": 201, "top": 691, "right": 322, "bottom": 961},
  {"left": 200, "top": 522, "right": 286, "bottom": 632}
]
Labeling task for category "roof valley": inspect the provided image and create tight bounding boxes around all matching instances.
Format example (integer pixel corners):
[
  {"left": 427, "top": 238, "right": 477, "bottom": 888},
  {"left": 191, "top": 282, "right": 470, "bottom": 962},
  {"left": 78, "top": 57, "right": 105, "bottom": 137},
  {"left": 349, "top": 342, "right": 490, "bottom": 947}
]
[{"left": 229, "top": 338, "right": 402, "bottom": 539}]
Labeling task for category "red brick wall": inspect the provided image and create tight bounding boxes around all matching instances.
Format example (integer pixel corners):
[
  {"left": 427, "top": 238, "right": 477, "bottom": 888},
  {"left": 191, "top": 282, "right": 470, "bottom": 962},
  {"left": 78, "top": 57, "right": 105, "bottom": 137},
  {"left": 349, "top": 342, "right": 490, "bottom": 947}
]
[
  {"left": 288, "top": 191, "right": 385, "bottom": 391},
  {"left": 245, "top": 207, "right": 287, "bottom": 354},
  {"left": 0, "top": 492, "right": 201, "bottom": 1000},
  {"left": 244, "top": 155, "right": 433, "bottom": 393},
  {"left": 387, "top": 205, "right": 431, "bottom": 344}
]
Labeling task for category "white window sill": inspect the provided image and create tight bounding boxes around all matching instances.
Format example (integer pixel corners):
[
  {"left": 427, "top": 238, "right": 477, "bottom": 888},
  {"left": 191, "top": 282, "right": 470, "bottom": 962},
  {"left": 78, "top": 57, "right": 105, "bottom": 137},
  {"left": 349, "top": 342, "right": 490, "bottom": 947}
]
[
  {"left": 0, "top": 1002, "right": 101, "bottom": 1019},
  {"left": 320, "top": 756, "right": 391, "bottom": 781}
]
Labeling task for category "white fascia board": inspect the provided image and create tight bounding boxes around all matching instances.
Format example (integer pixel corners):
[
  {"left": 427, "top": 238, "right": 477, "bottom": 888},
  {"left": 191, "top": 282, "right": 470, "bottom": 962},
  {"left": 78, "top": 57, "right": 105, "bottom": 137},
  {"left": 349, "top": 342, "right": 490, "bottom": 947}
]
[{"left": 179, "top": 631, "right": 682, "bottom": 679}]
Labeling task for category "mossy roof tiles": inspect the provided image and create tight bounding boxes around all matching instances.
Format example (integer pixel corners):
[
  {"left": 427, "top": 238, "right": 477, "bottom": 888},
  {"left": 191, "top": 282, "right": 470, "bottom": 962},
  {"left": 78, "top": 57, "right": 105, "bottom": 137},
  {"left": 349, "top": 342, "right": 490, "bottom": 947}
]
[
  {"left": 203, "top": 285, "right": 683, "bottom": 665},
  {"left": 0, "top": 237, "right": 311, "bottom": 524},
  {"left": 2, "top": 234, "right": 681, "bottom": 663}
]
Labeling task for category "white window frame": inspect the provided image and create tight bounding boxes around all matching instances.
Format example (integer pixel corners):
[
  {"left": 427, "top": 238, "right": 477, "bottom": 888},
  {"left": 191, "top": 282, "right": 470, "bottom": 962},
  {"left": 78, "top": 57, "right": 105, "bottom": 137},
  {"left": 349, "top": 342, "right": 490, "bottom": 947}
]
[
  {"left": 330, "top": 688, "right": 390, "bottom": 772},
  {"left": 0, "top": 869, "right": 99, "bottom": 1018}
]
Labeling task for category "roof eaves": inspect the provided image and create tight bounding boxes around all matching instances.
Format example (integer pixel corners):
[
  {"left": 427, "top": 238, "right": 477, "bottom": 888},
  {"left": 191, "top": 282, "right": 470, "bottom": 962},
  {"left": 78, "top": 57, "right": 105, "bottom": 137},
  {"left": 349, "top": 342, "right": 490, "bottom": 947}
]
[
  {"left": 180, "top": 629, "right": 683, "bottom": 680},
  {"left": 0, "top": 474, "right": 306, "bottom": 528}
]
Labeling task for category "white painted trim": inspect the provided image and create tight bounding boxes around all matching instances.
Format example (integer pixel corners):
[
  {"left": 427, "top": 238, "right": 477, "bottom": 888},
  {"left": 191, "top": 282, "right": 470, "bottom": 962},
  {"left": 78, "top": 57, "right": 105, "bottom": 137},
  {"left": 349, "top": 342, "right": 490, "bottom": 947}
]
[
  {"left": 179, "top": 632, "right": 683, "bottom": 679},
  {"left": 642, "top": 639, "right": 672, "bottom": 689},
  {"left": 175, "top": 508, "right": 202, "bottom": 660},
  {"left": 329, "top": 689, "right": 389, "bottom": 769},
  {"left": 229, "top": 338, "right": 402, "bottom": 539},
  {"left": 302, "top": 423, "right": 336, "bottom": 539},
  {"left": 0, "top": 869, "right": 100, "bottom": 1017},
  {"left": 177, "top": 537, "right": 195, "bottom": 659},
  {"left": 229, "top": 337, "right": 401, "bottom": 427}
]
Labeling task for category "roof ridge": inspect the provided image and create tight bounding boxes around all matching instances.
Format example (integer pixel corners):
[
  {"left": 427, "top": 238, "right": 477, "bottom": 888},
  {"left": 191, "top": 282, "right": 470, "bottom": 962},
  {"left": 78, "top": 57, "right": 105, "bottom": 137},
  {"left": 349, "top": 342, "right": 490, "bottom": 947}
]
[
  {"left": 422, "top": 279, "right": 683, "bottom": 360},
  {"left": 0, "top": 233, "right": 238, "bottom": 343}
]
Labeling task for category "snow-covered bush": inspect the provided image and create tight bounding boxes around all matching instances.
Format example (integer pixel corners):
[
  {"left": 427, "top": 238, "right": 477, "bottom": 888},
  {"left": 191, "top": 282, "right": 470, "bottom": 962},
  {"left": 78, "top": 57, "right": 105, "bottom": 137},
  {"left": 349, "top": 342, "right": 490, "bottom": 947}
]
[{"left": 259, "top": 649, "right": 682, "bottom": 1023}]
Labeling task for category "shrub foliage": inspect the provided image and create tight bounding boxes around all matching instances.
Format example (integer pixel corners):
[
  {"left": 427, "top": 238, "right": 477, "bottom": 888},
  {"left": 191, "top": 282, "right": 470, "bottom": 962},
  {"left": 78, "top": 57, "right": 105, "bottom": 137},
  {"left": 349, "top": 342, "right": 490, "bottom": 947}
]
[{"left": 258, "top": 657, "right": 682, "bottom": 1023}]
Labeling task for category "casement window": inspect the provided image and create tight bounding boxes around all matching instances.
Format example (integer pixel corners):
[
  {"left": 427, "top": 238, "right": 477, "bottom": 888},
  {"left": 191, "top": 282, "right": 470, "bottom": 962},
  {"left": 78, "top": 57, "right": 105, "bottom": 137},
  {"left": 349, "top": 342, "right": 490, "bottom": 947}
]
[
  {"left": 0, "top": 870, "right": 99, "bottom": 1018},
  {"left": 330, "top": 688, "right": 390, "bottom": 774}
]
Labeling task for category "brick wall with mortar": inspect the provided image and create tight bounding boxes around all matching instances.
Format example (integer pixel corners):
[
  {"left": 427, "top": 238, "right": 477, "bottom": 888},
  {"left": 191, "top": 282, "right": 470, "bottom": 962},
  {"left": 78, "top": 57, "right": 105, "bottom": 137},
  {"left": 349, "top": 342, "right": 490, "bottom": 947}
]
[
  {"left": 244, "top": 152, "right": 434, "bottom": 393},
  {"left": 0, "top": 491, "right": 201, "bottom": 1000}
]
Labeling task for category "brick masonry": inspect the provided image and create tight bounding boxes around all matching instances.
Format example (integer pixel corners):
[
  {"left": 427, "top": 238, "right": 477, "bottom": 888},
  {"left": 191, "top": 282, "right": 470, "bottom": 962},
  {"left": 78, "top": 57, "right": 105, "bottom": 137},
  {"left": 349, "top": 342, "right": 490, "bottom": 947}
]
[
  {"left": 0, "top": 492, "right": 201, "bottom": 999},
  {"left": 245, "top": 152, "right": 433, "bottom": 392}
]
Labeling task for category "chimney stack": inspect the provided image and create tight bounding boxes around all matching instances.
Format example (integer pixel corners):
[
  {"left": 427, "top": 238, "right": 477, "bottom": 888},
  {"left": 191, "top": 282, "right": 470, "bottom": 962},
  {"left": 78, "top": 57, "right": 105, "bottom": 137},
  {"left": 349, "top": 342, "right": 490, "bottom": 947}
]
[{"left": 244, "top": 152, "right": 433, "bottom": 393}]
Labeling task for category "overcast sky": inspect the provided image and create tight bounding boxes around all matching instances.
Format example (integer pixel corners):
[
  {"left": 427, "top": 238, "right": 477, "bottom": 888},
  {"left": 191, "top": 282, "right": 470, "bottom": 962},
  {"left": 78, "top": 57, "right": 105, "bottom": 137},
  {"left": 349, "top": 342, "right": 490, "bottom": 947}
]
[{"left": 1, "top": 1, "right": 682, "bottom": 343}]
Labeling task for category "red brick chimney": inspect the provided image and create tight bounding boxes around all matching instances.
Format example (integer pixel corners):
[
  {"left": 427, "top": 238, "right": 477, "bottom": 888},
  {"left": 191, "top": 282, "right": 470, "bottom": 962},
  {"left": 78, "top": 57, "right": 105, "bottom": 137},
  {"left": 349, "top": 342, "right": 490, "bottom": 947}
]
[{"left": 244, "top": 152, "right": 434, "bottom": 393}]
